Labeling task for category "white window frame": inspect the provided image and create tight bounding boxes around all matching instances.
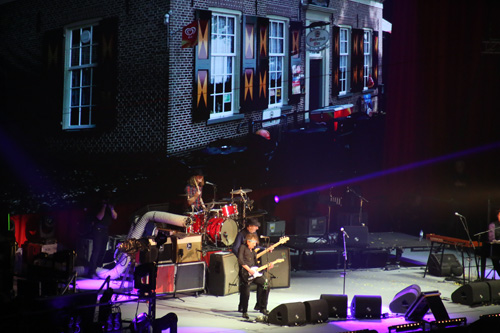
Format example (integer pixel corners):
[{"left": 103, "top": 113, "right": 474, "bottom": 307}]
[
  {"left": 210, "top": 12, "right": 238, "bottom": 120},
  {"left": 363, "top": 29, "right": 372, "bottom": 90},
  {"left": 268, "top": 19, "right": 285, "bottom": 108},
  {"left": 339, "top": 26, "right": 351, "bottom": 96},
  {"left": 62, "top": 22, "right": 98, "bottom": 130}
]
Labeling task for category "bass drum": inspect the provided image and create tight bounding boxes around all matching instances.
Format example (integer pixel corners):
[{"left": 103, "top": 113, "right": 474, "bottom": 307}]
[{"left": 206, "top": 217, "right": 238, "bottom": 246}]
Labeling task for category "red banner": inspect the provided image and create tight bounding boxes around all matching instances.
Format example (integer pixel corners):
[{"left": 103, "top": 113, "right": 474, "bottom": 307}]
[{"left": 182, "top": 20, "right": 198, "bottom": 48}]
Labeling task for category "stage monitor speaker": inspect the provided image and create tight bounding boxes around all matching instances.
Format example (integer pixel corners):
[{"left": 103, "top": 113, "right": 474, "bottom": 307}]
[
  {"left": 304, "top": 299, "right": 329, "bottom": 323},
  {"left": 175, "top": 261, "right": 205, "bottom": 293},
  {"left": 351, "top": 295, "right": 382, "bottom": 319},
  {"left": 259, "top": 247, "right": 290, "bottom": 288},
  {"left": 343, "top": 226, "right": 369, "bottom": 248},
  {"left": 451, "top": 282, "right": 490, "bottom": 306},
  {"left": 295, "top": 216, "right": 326, "bottom": 236},
  {"left": 389, "top": 284, "right": 421, "bottom": 314},
  {"left": 320, "top": 294, "right": 348, "bottom": 318},
  {"left": 173, "top": 233, "right": 202, "bottom": 263},
  {"left": 487, "top": 280, "right": 500, "bottom": 304},
  {"left": 405, "top": 291, "right": 449, "bottom": 321},
  {"left": 208, "top": 252, "right": 239, "bottom": 296},
  {"left": 267, "top": 302, "right": 307, "bottom": 326},
  {"left": 427, "top": 253, "right": 463, "bottom": 277}
]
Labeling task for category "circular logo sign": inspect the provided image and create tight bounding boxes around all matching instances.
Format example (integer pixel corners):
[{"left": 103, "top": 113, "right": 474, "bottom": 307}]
[{"left": 305, "top": 28, "right": 330, "bottom": 52}]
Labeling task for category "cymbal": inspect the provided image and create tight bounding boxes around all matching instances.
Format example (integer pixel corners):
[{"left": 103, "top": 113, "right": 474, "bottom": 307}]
[
  {"left": 206, "top": 201, "right": 227, "bottom": 205},
  {"left": 178, "top": 193, "right": 188, "bottom": 197},
  {"left": 230, "top": 188, "right": 252, "bottom": 195}
]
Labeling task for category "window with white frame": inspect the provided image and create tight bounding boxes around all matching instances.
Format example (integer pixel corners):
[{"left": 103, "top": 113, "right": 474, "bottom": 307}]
[
  {"left": 269, "top": 20, "right": 285, "bottom": 107},
  {"left": 210, "top": 13, "right": 237, "bottom": 119},
  {"left": 63, "top": 24, "right": 97, "bottom": 129},
  {"left": 339, "top": 27, "right": 350, "bottom": 95},
  {"left": 363, "top": 29, "right": 372, "bottom": 90}
]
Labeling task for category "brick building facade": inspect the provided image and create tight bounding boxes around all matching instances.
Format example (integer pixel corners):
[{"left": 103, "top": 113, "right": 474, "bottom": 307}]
[{"left": 0, "top": 0, "right": 384, "bottom": 158}]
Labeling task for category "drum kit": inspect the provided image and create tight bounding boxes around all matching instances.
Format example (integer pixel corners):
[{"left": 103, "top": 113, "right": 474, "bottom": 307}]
[{"left": 184, "top": 188, "right": 254, "bottom": 248}]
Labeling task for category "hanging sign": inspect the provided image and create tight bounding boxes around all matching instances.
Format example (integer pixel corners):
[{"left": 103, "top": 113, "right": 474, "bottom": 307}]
[{"left": 305, "top": 28, "right": 330, "bottom": 52}]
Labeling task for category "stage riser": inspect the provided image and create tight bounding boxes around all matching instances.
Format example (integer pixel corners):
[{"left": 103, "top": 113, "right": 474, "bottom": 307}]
[{"left": 290, "top": 250, "right": 389, "bottom": 270}]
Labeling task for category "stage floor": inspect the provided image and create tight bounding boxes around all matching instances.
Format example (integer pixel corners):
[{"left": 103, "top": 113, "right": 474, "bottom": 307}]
[{"left": 72, "top": 239, "right": 500, "bottom": 333}]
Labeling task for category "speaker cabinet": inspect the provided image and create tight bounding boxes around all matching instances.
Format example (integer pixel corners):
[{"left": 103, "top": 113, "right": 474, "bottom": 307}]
[
  {"left": 389, "top": 284, "right": 421, "bottom": 314},
  {"left": 351, "top": 295, "right": 382, "bottom": 319},
  {"left": 268, "top": 302, "right": 307, "bottom": 326},
  {"left": 304, "top": 299, "right": 329, "bottom": 323},
  {"left": 156, "top": 263, "right": 176, "bottom": 294},
  {"left": 427, "top": 253, "right": 463, "bottom": 277},
  {"left": 295, "top": 216, "right": 326, "bottom": 236},
  {"left": 208, "top": 252, "right": 239, "bottom": 296},
  {"left": 405, "top": 291, "right": 449, "bottom": 321},
  {"left": 259, "top": 247, "right": 290, "bottom": 288},
  {"left": 320, "top": 294, "right": 348, "bottom": 318},
  {"left": 487, "top": 280, "right": 500, "bottom": 304},
  {"left": 262, "top": 220, "right": 286, "bottom": 236},
  {"left": 173, "top": 234, "right": 202, "bottom": 263},
  {"left": 175, "top": 261, "right": 205, "bottom": 293},
  {"left": 342, "top": 226, "right": 369, "bottom": 248},
  {"left": 451, "top": 282, "right": 491, "bottom": 306}
]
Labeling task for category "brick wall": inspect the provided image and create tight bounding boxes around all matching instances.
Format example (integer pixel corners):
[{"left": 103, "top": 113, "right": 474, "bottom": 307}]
[{"left": 0, "top": 0, "right": 383, "bottom": 157}]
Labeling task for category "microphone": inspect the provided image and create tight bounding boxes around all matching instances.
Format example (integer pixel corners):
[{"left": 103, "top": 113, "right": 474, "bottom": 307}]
[
  {"left": 260, "top": 235, "right": 270, "bottom": 239},
  {"left": 455, "top": 212, "right": 465, "bottom": 218},
  {"left": 340, "top": 227, "right": 349, "bottom": 238},
  {"left": 205, "top": 181, "right": 216, "bottom": 186}
]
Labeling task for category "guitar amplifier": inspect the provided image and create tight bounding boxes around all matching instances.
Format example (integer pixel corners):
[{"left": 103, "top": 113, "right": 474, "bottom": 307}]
[
  {"left": 259, "top": 247, "right": 290, "bottom": 288},
  {"left": 172, "top": 233, "right": 202, "bottom": 263}
]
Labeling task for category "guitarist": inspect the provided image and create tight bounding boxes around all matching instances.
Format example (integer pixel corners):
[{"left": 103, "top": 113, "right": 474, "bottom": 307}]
[{"left": 238, "top": 233, "right": 274, "bottom": 319}]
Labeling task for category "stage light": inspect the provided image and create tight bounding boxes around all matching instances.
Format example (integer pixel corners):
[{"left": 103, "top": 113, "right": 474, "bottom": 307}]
[
  {"left": 388, "top": 322, "right": 424, "bottom": 332},
  {"left": 274, "top": 195, "right": 280, "bottom": 203},
  {"left": 131, "top": 312, "right": 150, "bottom": 333},
  {"left": 429, "top": 317, "right": 466, "bottom": 331}
]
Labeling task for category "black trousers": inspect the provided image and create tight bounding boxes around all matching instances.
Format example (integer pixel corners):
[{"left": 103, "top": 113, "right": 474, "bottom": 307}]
[{"left": 239, "top": 275, "right": 269, "bottom": 313}]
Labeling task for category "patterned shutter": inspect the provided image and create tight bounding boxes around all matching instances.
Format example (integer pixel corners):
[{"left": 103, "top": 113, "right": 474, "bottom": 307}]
[
  {"left": 289, "top": 21, "right": 303, "bottom": 104},
  {"left": 193, "top": 10, "right": 212, "bottom": 122},
  {"left": 240, "top": 15, "right": 258, "bottom": 113},
  {"left": 94, "top": 17, "right": 119, "bottom": 131},
  {"left": 330, "top": 26, "right": 340, "bottom": 97},
  {"left": 372, "top": 31, "right": 379, "bottom": 87},
  {"left": 42, "top": 28, "right": 64, "bottom": 131},
  {"left": 256, "top": 17, "right": 269, "bottom": 110},
  {"left": 351, "top": 28, "right": 364, "bottom": 93}
]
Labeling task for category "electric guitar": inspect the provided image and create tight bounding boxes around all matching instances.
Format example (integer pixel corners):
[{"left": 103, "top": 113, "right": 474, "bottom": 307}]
[
  {"left": 247, "top": 258, "right": 285, "bottom": 281},
  {"left": 256, "top": 236, "right": 290, "bottom": 259}
]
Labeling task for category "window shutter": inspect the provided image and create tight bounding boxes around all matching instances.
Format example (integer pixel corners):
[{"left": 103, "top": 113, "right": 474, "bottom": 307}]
[
  {"left": 193, "top": 9, "right": 212, "bottom": 122},
  {"left": 94, "top": 17, "right": 119, "bottom": 131},
  {"left": 351, "top": 28, "right": 364, "bottom": 93},
  {"left": 256, "top": 17, "right": 269, "bottom": 111},
  {"left": 372, "top": 31, "right": 379, "bottom": 87},
  {"left": 330, "top": 26, "right": 340, "bottom": 97},
  {"left": 289, "top": 21, "right": 303, "bottom": 104},
  {"left": 42, "top": 28, "right": 64, "bottom": 131},
  {"left": 240, "top": 15, "right": 258, "bottom": 113}
]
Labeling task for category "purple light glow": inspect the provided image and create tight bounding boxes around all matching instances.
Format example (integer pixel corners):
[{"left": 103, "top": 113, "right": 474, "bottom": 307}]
[{"left": 277, "top": 142, "right": 500, "bottom": 201}]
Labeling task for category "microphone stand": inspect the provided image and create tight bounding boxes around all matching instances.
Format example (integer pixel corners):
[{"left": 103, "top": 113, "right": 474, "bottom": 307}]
[
  {"left": 341, "top": 229, "right": 348, "bottom": 295},
  {"left": 456, "top": 214, "right": 475, "bottom": 284},
  {"left": 347, "top": 187, "right": 369, "bottom": 225}
]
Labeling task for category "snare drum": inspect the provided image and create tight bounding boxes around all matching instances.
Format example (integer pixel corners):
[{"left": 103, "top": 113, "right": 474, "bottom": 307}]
[
  {"left": 206, "top": 217, "right": 238, "bottom": 246},
  {"left": 221, "top": 204, "right": 238, "bottom": 218}
]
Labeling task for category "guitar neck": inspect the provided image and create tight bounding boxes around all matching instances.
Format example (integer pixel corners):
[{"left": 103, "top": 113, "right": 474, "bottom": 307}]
[{"left": 256, "top": 243, "right": 278, "bottom": 259}]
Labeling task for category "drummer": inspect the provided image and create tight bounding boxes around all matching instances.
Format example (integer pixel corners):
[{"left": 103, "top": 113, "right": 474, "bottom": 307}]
[{"left": 185, "top": 169, "right": 206, "bottom": 212}]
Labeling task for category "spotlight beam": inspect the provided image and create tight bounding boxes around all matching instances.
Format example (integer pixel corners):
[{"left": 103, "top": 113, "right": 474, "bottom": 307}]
[{"left": 278, "top": 141, "right": 500, "bottom": 201}]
